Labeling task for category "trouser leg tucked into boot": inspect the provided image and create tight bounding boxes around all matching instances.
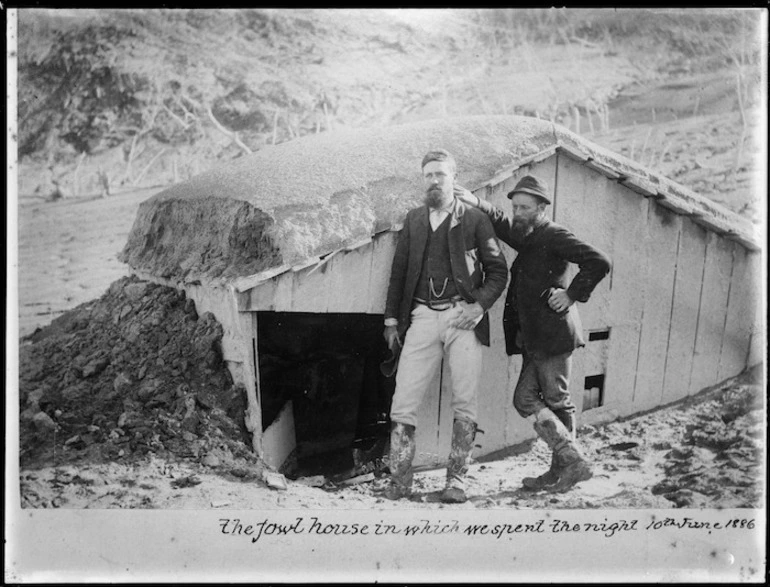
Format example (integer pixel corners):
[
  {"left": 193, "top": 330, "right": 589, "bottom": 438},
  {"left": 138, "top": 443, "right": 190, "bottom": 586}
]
[
  {"left": 384, "top": 422, "right": 416, "bottom": 500},
  {"left": 522, "top": 409, "right": 576, "bottom": 491},
  {"left": 440, "top": 418, "right": 477, "bottom": 503},
  {"left": 527, "top": 409, "right": 591, "bottom": 493}
]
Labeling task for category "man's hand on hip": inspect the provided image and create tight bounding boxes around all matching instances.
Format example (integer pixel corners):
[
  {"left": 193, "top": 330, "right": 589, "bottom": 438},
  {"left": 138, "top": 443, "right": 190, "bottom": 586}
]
[
  {"left": 547, "top": 288, "right": 574, "bottom": 314},
  {"left": 450, "top": 301, "right": 484, "bottom": 330},
  {"left": 384, "top": 325, "right": 402, "bottom": 350}
]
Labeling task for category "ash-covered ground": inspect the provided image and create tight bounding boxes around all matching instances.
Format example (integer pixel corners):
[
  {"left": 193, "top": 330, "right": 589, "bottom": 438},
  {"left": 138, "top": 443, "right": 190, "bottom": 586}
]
[{"left": 17, "top": 279, "right": 764, "bottom": 510}]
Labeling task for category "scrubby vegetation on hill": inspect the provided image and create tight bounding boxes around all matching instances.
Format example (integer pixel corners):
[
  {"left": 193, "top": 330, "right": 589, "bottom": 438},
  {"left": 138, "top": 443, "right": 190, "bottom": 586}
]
[{"left": 17, "top": 8, "right": 760, "bottom": 200}]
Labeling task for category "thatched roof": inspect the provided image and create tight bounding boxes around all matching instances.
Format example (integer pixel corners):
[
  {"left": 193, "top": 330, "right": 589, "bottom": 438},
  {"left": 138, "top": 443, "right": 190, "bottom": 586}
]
[{"left": 120, "top": 115, "right": 757, "bottom": 284}]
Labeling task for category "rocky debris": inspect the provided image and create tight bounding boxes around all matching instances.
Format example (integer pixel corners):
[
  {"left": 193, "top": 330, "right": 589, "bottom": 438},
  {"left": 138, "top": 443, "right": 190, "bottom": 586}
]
[
  {"left": 650, "top": 372, "right": 764, "bottom": 508},
  {"left": 19, "top": 276, "right": 261, "bottom": 475},
  {"left": 170, "top": 475, "right": 202, "bottom": 489}
]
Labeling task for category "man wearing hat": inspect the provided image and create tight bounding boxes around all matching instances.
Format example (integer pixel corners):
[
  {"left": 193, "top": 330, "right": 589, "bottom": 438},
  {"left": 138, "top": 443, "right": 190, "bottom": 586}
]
[
  {"left": 382, "top": 149, "right": 508, "bottom": 503},
  {"left": 456, "top": 175, "right": 611, "bottom": 493}
]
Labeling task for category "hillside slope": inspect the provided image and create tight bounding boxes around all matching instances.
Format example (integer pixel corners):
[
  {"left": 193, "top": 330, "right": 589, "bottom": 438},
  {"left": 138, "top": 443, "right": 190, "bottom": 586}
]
[{"left": 18, "top": 8, "right": 761, "bottom": 208}]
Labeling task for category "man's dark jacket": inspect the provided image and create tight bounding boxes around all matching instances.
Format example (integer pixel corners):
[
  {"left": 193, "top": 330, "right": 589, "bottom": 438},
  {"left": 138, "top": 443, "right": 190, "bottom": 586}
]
[
  {"left": 475, "top": 199, "right": 611, "bottom": 356},
  {"left": 385, "top": 200, "right": 508, "bottom": 346}
]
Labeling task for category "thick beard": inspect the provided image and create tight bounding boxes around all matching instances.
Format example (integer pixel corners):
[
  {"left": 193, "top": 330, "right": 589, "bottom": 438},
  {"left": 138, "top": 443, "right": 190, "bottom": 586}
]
[
  {"left": 424, "top": 188, "right": 446, "bottom": 208},
  {"left": 511, "top": 217, "right": 534, "bottom": 240}
]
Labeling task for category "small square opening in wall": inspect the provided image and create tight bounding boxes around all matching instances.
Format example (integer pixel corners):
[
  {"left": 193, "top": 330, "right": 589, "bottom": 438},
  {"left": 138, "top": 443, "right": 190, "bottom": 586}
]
[
  {"left": 583, "top": 374, "right": 605, "bottom": 411},
  {"left": 588, "top": 328, "right": 610, "bottom": 341}
]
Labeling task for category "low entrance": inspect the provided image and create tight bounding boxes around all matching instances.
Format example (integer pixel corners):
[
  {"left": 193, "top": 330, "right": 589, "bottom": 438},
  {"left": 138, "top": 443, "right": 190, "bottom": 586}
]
[{"left": 256, "top": 312, "right": 394, "bottom": 478}]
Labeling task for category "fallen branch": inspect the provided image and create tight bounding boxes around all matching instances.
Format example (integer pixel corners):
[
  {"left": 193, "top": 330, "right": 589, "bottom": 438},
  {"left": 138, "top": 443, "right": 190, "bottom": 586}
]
[
  {"left": 272, "top": 110, "right": 279, "bottom": 145},
  {"left": 206, "top": 106, "right": 252, "bottom": 155},
  {"left": 283, "top": 112, "right": 296, "bottom": 139},
  {"left": 162, "top": 103, "right": 191, "bottom": 130},
  {"left": 133, "top": 148, "right": 168, "bottom": 187},
  {"left": 72, "top": 152, "right": 87, "bottom": 196},
  {"left": 123, "top": 133, "right": 140, "bottom": 183},
  {"left": 735, "top": 70, "right": 747, "bottom": 129},
  {"left": 571, "top": 105, "right": 580, "bottom": 134}
]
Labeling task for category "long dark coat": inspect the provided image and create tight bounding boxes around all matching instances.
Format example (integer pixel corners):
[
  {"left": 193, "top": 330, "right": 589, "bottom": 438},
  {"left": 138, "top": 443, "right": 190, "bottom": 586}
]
[
  {"left": 475, "top": 199, "right": 611, "bottom": 356},
  {"left": 384, "top": 199, "right": 509, "bottom": 346}
]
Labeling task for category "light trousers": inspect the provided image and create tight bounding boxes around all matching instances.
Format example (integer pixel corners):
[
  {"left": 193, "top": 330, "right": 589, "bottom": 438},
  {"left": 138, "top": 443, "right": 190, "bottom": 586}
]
[{"left": 390, "top": 304, "right": 483, "bottom": 428}]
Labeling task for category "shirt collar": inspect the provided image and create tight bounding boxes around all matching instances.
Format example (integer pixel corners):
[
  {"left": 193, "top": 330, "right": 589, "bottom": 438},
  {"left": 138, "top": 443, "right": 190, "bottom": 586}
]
[{"left": 430, "top": 198, "right": 455, "bottom": 214}]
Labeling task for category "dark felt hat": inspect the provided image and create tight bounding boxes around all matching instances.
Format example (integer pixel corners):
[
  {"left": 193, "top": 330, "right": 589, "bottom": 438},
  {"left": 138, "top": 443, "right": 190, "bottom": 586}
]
[{"left": 506, "top": 175, "right": 551, "bottom": 204}]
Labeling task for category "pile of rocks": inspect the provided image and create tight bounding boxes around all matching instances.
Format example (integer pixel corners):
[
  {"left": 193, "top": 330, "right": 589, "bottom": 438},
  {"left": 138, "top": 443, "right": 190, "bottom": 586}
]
[{"left": 19, "top": 276, "right": 259, "bottom": 473}]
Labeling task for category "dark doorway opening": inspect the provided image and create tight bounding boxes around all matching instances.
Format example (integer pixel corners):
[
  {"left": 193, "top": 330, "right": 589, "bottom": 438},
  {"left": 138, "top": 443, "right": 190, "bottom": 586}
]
[{"left": 257, "top": 312, "right": 394, "bottom": 479}]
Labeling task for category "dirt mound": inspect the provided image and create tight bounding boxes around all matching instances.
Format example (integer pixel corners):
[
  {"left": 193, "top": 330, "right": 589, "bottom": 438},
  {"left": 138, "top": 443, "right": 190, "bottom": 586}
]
[{"left": 18, "top": 276, "right": 259, "bottom": 474}]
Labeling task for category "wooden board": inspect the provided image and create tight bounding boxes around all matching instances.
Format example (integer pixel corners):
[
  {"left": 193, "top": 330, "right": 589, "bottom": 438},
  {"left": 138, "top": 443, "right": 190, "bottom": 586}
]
[
  {"left": 240, "top": 232, "right": 396, "bottom": 314},
  {"left": 746, "top": 252, "right": 765, "bottom": 368},
  {"left": 272, "top": 271, "right": 295, "bottom": 312},
  {"left": 661, "top": 217, "right": 708, "bottom": 404},
  {"left": 245, "top": 279, "right": 276, "bottom": 311},
  {"left": 325, "top": 244, "right": 374, "bottom": 312},
  {"left": 689, "top": 231, "right": 733, "bottom": 395},
  {"left": 367, "top": 232, "right": 398, "bottom": 314},
  {"left": 717, "top": 244, "right": 757, "bottom": 380},
  {"left": 475, "top": 300, "right": 516, "bottom": 455},
  {"left": 631, "top": 203, "right": 681, "bottom": 411},
  {"left": 601, "top": 181, "right": 649, "bottom": 411}
]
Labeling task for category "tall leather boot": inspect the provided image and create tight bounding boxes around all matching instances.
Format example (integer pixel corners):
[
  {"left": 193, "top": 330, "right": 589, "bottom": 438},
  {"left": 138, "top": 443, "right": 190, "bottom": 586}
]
[
  {"left": 383, "top": 422, "right": 416, "bottom": 500},
  {"left": 529, "top": 409, "right": 592, "bottom": 493},
  {"left": 440, "top": 418, "right": 477, "bottom": 503},
  {"left": 522, "top": 409, "right": 576, "bottom": 491}
]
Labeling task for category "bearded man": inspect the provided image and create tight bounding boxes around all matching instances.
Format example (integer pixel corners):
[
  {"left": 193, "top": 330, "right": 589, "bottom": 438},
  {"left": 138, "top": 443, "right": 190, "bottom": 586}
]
[
  {"left": 456, "top": 175, "right": 611, "bottom": 493},
  {"left": 382, "top": 149, "right": 508, "bottom": 503}
]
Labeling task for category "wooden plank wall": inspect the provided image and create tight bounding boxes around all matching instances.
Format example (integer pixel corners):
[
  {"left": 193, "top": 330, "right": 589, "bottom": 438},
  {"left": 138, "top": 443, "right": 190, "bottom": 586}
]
[
  {"left": 717, "top": 243, "right": 758, "bottom": 380},
  {"left": 745, "top": 252, "right": 765, "bottom": 369},
  {"left": 551, "top": 155, "right": 758, "bottom": 426},
  {"left": 660, "top": 218, "right": 708, "bottom": 404},
  {"left": 241, "top": 233, "right": 398, "bottom": 313},
  {"left": 689, "top": 232, "right": 734, "bottom": 394},
  {"left": 630, "top": 203, "right": 680, "bottom": 412},
  {"left": 234, "top": 155, "right": 761, "bottom": 463}
]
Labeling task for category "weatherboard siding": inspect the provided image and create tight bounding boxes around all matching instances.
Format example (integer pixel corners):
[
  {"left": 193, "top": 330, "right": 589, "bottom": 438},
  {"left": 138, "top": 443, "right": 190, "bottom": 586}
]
[
  {"left": 661, "top": 217, "right": 708, "bottom": 404},
  {"left": 745, "top": 251, "right": 765, "bottom": 369},
  {"left": 631, "top": 202, "right": 680, "bottom": 412},
  {"left": 596, "top": 171, "right": 649, "bottom": 414},
  {"left": 689, "top": 231, "right": 734, "bottom": 395},
  {"left": 717, "top": 243, "right": 756, "bottom": 382}
]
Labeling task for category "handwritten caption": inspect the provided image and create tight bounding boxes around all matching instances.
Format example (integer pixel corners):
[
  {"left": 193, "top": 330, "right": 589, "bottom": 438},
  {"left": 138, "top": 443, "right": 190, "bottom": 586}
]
[{"left": 218, "top": 515, "right": 756, "bottom": 544}]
